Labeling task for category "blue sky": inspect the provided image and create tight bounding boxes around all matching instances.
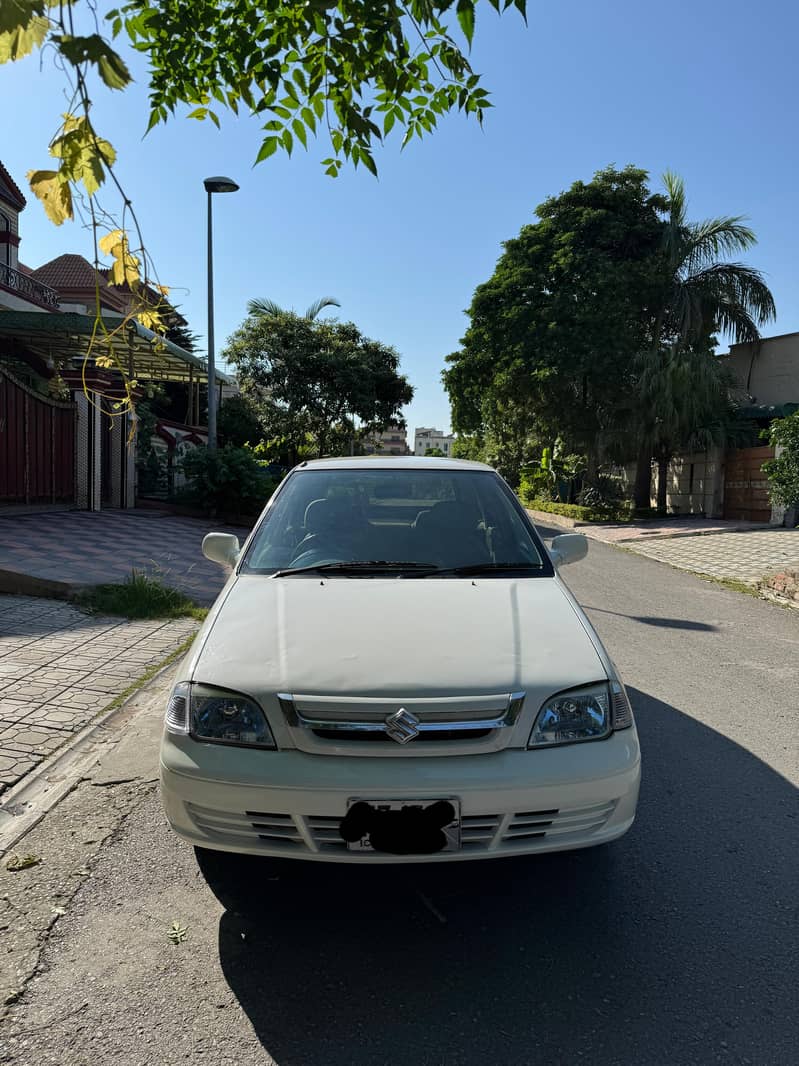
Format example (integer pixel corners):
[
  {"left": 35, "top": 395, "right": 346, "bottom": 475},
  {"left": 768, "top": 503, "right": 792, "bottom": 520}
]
[{"left": 3, "top": 0, "right": 797, "bottom": 435}]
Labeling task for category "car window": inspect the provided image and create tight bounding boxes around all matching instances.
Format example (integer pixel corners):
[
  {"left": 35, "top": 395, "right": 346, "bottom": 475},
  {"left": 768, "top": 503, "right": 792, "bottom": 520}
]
[{"left": 241, "top": 468, "right": 548, "bottom": 575}]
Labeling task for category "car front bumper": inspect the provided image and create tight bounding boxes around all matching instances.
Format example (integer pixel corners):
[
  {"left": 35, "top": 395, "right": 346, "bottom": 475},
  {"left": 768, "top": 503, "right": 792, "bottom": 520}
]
[{"left": 160, "top": 728, "right": 641, "bottom": 863}]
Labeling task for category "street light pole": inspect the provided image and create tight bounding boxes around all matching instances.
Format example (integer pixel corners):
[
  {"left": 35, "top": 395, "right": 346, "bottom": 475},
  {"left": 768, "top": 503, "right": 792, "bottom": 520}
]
[{"left": 203, "top": 176, "right": 239, "bottom": 450}]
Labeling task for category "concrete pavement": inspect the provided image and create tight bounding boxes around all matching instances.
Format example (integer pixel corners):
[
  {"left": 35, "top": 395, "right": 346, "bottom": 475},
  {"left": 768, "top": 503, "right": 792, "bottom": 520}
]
[
  {"left": 0, "top": 595, "right": 198, "bottom": 795},
  {"left": 1, "top": 533, "right": 796, "bottom": 1065},
  {"left": 619, "top": 525, "right": 799, "bottom": 583},
  {"left": 530, "top": 510, "right": 799, "bottom": 586},
  {"left": 0, "top": 510, "right": 249, "bottom": 604}
]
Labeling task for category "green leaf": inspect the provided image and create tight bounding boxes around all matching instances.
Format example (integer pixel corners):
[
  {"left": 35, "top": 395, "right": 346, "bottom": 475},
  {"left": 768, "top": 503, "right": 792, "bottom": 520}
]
[
  {"left": 383, "top": 110, "right": 396, "bottom": 136},
  {"left": 292, "top": 117, "right": 307, "bottom": 148},
  {"left": 98, "top": 49, "right": 132, "bottom": 90},
  {"left": 0, "top": 14, "right": 48, "bottom": 63},
  {"left": 27, "top": 169, "right": 73, "bottom": 225},
  {"left": 360, "top": 150, "right": 378, "bottom": 178},
  {"left": 457, "top": 0, "right": 476, "bottom": 44},
  {"left": 255, "top": 136, "right": 279, "bottom": 163}
]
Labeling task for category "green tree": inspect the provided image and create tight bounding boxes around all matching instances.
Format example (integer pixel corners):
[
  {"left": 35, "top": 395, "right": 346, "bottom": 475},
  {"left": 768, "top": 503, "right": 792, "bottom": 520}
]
[
  {"left": 630, "top": 172, "right": 776, "bottom": 509},
  {"left": 224, "top": 310, "right": 413, "bottom": 457},
  {"left": 2, "top": 1, "right": 527, "bottom": 201},
  {"left": 247, "top": 297, "right": 340, "bottom": 321},
  {"left": 217, "top": 394, "right": 264, "bottom": 448},
  {"left": 424, "top": 447, "right": 446, "bottom": 457},
  {"left": 763, "top": 412, "right": 799, "bottom": 514},
  {"left": 444, "top": 166, "right": 665, "bottom": 489},
  {"left": 632, "top": 345, "right": 737, "bottom": 515}
]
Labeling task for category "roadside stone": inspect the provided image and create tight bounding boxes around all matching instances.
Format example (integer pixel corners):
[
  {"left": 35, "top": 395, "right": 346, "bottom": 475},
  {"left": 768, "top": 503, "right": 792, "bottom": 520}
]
[{"left": 759, "top": 567, "right": 799, "bottom": 607}]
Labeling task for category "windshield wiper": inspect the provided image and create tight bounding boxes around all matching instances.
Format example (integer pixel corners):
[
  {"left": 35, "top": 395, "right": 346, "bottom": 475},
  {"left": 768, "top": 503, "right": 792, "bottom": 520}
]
[
  {"left": 272, "top": 560, "right": 439, "bottom": 577},
  {"left": 411, "top": 562, "right": 544, "bottom": 577}
]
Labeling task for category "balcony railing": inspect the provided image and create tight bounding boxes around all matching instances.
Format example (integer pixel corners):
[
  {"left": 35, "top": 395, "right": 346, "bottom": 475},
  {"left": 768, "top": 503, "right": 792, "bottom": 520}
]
[{"left": 0, "top": 263, "right": 60, "bottom": 309}]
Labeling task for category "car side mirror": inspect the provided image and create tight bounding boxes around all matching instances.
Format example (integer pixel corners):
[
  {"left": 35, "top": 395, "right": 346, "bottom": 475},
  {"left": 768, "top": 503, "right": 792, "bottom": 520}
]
[
  {"left": 550, "top": 533, "right": 588, "bottom": 567},
  {"left": 202, "top": 532, "right": 241, "bottom": 567}
]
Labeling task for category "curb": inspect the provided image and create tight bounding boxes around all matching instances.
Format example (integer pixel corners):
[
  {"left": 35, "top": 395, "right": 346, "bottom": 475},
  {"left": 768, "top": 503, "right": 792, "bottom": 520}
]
[
  {"left": 0, "top": 648, "right": 187, "bottom": 856},
  {"left": 526, "top": 509, "right": 586, "bottom": 530},
  {"left": 0, "top": 567, "right": 86, "bottom": 601}
]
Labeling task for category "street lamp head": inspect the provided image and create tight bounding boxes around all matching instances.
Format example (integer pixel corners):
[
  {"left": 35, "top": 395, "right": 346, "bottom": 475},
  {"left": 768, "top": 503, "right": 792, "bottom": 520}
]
[{"left": 203, "top": 175, "right": 239, "bottom": 194}]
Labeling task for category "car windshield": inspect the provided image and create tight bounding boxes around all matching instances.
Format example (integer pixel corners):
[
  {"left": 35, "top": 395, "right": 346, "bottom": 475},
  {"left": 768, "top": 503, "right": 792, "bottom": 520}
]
[{"left": 240, "top": 467, "right": 549, "bottom": 576}]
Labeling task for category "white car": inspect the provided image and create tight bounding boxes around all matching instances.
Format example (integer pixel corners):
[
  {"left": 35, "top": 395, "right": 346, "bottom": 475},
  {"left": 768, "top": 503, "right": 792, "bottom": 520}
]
[{"left": 161, "top": 457, "right": 640, "bottom": 863}]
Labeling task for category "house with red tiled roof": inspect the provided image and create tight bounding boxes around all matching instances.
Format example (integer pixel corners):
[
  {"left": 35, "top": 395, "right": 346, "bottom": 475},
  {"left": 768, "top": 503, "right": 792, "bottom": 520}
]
[
  {"left": 0, "top": 159, "right": 221, "bottom": 513},
  {"left": 0, "top": 162, "right": 60, "bottom": 312},
  {"left": 27, "top": 253, "right": 128, "bottom": 316}
]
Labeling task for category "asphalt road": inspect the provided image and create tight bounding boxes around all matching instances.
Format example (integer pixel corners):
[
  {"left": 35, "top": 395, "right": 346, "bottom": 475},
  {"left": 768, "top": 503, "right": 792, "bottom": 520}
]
[{"left": 3, "top": 533, "right": 797, "bottom": 1066}]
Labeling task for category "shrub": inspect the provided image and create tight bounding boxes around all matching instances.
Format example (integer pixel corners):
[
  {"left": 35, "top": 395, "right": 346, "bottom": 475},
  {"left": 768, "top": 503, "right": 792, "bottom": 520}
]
[
  {"left": 522, "top": 497, "right": 632, "bottom": 524},
  {"left": 179, "top": 445, "right": 279, "bottom": 517},
  {"left": 763, "top": 411, "right": 799, "bottom": 511}
]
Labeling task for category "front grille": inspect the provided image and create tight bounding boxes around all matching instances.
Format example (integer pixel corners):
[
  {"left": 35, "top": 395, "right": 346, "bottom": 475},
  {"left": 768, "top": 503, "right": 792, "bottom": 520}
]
[
  {"left": 278, "top": 691, "right": 527, "bottom": 754},
  {"left": 501, "top": 801, "right": 616, "bottom": 846},
  {"left": 311, "top": 728, "right": 493, "bottom": 743},
  {"left": 186, "top": 800, "right": 616, "bottom": 855}
]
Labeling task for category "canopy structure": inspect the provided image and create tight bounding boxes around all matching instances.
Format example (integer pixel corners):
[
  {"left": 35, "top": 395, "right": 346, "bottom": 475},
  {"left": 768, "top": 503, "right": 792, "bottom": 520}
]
[{"left": 0, "top": 310, "right": 234, "bottom": 385}]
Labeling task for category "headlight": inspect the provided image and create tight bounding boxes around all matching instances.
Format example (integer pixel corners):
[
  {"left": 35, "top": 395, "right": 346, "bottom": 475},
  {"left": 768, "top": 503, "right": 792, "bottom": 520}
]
[
  {"left": 529, "top": 682, "right": 614, "bottom": 747},
  {"left": 164, "top": 682, "right": 276, "bottom": 749}
]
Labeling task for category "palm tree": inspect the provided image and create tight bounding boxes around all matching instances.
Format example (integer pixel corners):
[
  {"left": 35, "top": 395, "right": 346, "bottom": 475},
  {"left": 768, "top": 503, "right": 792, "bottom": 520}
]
[
  {"left": 637, "top": 345, "right": 736, "bottom": 514},
  {"left": 631, "top": 173, "right": 776, "bottom": 511},
  {"left": 247, "top": 296, "right": 340, "bottom": 320}
]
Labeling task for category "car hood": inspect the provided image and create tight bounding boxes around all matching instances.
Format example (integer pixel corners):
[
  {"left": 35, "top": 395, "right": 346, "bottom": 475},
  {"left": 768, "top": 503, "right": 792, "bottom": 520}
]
[{"left": 191, "top": 574, "right": 605, "bottom": 698}]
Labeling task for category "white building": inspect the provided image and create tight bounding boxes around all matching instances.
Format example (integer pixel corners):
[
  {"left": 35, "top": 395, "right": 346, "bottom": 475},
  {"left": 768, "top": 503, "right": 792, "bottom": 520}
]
[{"left": 413, "top": 427, "right": 456, "bottom": 457}]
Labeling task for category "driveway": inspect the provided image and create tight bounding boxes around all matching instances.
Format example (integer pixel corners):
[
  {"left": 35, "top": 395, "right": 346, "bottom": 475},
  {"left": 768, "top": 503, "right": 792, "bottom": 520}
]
[
  {"left": 0, "top": 510, "right": 250, "bottom": 605},
  {"left": 1, "top": 531, "right": 796, "bottom": 1064}
]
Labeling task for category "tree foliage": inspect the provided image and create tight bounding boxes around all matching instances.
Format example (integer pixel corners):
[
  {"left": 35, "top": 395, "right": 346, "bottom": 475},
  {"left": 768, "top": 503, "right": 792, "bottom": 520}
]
[
  {"left": 763, "top": 412, "right": 799, "bottom": 510},
  {"left": 224, "top": 310, "right": 413, "bottom": 456},
  {"left": 444, "top": 166, "right": 666, "bottom": 481},
  {"left": 3, "top": 1, "right": 527, "bottom": 196},
  {"left": 445, "top": 165, "right": 777, "bottom": 509},
  {"left": 629, "top": 171, "right": 776, "bottom": 508},
  {"left": 247, "top": 296, "right": 340, "bottom": 321}
]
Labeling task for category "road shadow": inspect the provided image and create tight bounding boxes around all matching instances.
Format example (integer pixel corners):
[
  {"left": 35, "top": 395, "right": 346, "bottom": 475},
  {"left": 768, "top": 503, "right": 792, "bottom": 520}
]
[
  {"left": 203, "top": 689, "right": 797, "bottom": 1065},
  {"left": 581, "top": 606, "right": 718, "bottom": 631}
]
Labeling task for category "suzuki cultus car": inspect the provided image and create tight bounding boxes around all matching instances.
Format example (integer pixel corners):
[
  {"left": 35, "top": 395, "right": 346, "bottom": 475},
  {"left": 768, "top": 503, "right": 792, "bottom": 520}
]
[{"left": 161, "top": 457, "right": 640, "bottom": 862}]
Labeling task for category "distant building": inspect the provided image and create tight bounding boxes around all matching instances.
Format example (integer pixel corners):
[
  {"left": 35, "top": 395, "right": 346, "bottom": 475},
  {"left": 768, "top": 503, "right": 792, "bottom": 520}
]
[
  {"left": 363, "top": 421, "right": 409, "bottom": 455},
  {"left": 413, "top": 426, "right": 455, "bottom": 457}
]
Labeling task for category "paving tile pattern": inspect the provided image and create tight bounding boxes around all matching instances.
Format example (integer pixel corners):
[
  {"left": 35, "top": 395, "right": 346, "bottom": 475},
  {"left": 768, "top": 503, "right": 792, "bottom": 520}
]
[
  {"left": 0, "top": 595, "right": 199, "bottom": 794},
  {"left": 0, "top": 510, "right": 250, "bottom": 605},
  {"left": 624, "top": 528, "right": 799, "bottom": 582}
]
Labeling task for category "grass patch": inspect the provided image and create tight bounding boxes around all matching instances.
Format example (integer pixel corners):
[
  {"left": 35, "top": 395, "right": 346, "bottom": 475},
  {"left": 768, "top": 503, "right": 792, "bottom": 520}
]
[
  {"left": 76, "top": 570, "right": 208, "bottom": 621},
  {"left": 697, "top": 574, "right": 760, "bottom": 598}
]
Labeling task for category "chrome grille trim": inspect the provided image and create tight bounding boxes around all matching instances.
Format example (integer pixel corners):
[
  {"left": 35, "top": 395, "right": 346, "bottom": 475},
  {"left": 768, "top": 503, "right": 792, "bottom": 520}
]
[{"left": 277, "top": 691, "right": 526, "bottom": 740}]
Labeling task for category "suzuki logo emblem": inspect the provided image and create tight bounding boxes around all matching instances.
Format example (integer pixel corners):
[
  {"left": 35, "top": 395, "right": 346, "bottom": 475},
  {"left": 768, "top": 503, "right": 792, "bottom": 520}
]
[{"left": 384, "top": 707, "right": 420, "bottom": 744}]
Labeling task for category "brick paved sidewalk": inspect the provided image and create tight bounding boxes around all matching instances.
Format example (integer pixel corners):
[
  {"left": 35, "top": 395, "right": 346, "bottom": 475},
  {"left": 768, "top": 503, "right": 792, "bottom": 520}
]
[
  {"left": 0, "top": 595, "right": 199, "bottom": 795},
  {"left": 0, "top": 510, "right": 249, "bottom": 605},
  {"left": 623, "top": 527, "right": 799, "bottom": 583}
]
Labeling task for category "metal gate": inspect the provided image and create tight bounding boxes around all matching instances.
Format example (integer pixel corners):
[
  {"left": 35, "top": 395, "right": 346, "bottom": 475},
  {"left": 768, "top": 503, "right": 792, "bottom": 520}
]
[
  {"left": 0, "top": 365, "right": 76, "bottom": 505},
  {"left": 723, "top": 445, "right": 774, "bottom": 522}
]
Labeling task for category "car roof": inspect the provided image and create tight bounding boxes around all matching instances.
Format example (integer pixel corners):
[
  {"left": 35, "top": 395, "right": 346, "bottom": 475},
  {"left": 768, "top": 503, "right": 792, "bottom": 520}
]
[{"left": 293, "top": 456, "right": 495, "bottom": 472}]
